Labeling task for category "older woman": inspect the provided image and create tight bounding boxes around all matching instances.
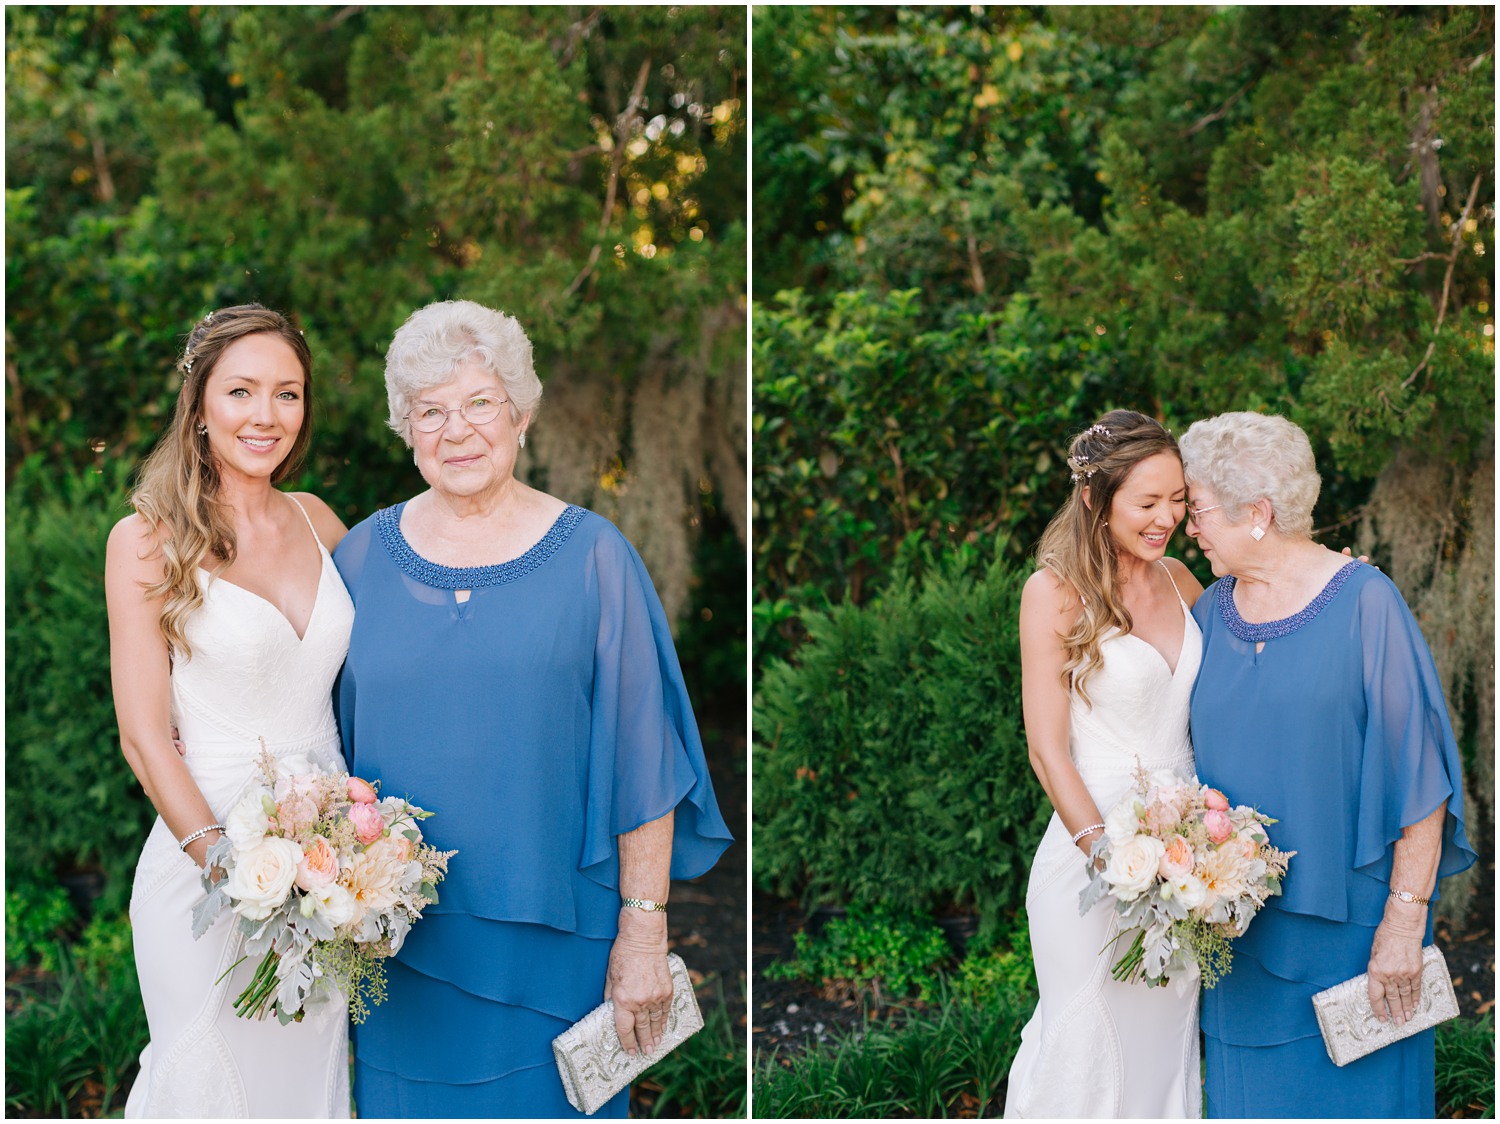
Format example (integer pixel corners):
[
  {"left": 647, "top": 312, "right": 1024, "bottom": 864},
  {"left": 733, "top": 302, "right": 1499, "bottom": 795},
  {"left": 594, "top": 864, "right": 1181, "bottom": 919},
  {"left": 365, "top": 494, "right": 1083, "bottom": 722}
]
[
  {"left": 332, "top": 300, "right": 732, "bottom": 1117},
  {"left": 1179, "top": 412, "right": 1474, "bottom": 1118}
]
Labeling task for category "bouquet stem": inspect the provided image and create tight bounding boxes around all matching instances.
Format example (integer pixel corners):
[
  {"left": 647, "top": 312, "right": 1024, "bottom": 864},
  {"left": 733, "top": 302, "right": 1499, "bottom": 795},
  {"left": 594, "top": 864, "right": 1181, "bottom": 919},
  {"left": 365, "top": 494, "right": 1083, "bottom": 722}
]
[
  {"left": 232, "top": 949, "right": 284, "bottom": 1020},
  {"left": 1106, "top": 928, "right": 1158, "bottom": 987}
]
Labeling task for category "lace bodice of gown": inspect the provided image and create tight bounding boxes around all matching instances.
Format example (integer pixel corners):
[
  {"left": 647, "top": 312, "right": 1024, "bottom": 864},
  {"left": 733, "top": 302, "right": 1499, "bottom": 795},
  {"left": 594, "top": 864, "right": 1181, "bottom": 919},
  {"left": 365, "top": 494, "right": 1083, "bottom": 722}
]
[
  {"left": 1068, "top": 593, "right": 1201, "bottom": 812},
  {"left": 171, "top": 516, "right": 354, "bottom": 810}
]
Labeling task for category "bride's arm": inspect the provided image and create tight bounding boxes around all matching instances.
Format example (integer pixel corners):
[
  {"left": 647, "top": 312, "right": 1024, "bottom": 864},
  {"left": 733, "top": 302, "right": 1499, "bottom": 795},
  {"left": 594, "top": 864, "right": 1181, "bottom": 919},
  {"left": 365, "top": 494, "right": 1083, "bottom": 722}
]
[
  {"left": 1019, "top": 569, "right": 1106, "bottom": 860},
  {"left": 105, "top": 515, "right": 224, "bottom": 869}
]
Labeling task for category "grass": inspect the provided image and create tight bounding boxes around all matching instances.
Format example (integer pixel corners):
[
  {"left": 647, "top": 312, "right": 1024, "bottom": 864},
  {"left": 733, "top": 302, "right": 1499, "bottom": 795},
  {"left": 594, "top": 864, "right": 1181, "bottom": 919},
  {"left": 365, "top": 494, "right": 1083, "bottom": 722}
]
[
  {"left": 5, "top": 921, "right": 147, "bottom": 1119},
  {"left": 753, "top": 983, "right": 1036, "bottom": 1118},
  {"left": 1436, "top": 1013, "right": 1495, "bottom": 1119}
]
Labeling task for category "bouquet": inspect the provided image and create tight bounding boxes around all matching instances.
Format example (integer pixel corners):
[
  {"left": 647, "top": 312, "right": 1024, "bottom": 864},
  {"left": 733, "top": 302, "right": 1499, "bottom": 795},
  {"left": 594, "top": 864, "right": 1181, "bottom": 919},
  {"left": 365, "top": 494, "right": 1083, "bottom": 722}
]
[
  {"left": 1078, "top": 762, "right": 1294, "bottom": 989},
  {"left": 192, "top": 746, "right": 455, "bottom": 1024}
]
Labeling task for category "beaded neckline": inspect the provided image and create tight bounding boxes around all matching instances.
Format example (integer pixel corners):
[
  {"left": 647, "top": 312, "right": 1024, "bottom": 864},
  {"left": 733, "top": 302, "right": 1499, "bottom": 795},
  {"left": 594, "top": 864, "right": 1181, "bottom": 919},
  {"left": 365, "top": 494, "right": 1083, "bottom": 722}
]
[
  {"left": 1217, "top": 560, "right": 1362, "bottom": 642},
  {"left": 376, "top": 502, "right": 587, "bottom": 590}
]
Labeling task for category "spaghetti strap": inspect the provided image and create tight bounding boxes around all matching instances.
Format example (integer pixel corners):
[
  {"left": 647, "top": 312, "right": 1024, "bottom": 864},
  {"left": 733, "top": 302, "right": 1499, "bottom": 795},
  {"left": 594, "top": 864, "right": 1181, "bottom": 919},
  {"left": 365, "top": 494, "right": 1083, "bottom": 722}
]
[
  {"left": 286, "top": 494, "right": 327, "bottom": 555},
  {"left": 1157, "top": 558, "right": 1187, "bottom": 608}
]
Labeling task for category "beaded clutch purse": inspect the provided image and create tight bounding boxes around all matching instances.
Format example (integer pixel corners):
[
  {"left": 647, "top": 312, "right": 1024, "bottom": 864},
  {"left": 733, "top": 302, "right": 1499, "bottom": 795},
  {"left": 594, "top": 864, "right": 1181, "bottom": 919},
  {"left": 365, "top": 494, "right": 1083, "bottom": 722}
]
[
  {"left": 1311, "top": 944, "right": 1458, "bottom": 1067},
  {"left": 552, "top": 953, "right": 704, "bottom": 1115}
]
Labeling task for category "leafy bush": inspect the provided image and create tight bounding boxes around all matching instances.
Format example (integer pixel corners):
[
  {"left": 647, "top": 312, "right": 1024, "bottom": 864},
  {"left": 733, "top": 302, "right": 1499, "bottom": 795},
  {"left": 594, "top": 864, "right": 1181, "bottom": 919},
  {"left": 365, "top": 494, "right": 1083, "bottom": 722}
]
[
  {"left": 951, "top": 915, "right": 1037, "bottom": 1003},
  {"left": 752, "top": 286, "right": 1103, "bottom": 660},
  {"left": 753, "top": 547, "right": 1050, "bottom": 944},
  {"left": 6, "top": 459, "right": 151, "bottom": 914},
  {"left": 1436, "top": 1013, "right": 1495, "bottom": 1118},
  {"left": 5, "top": 881, "right": 79, "bottom": 973},
  {"left": 764, "top": 904, "right": 952, "bottom": 1003},
  {"left": 754, "top": 984, "right": 1035, "bottom": 1118}
]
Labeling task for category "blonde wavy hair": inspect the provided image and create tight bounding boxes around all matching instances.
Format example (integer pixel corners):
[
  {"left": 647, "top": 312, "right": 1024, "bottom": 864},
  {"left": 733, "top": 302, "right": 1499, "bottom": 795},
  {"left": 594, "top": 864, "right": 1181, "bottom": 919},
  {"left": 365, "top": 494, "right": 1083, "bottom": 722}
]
[
  {"left": 130, "top": 305, "right": 314, "bottom": 658},
  {"left": 1034, "top": 409, "right": 1180, "bottom": 707}
]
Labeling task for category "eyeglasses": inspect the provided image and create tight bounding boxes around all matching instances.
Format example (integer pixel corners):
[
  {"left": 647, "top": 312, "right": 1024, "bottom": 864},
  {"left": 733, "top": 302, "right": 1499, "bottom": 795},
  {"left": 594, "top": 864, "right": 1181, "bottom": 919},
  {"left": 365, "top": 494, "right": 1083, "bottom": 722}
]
[
  {"left": 1185, "top": 502, "right": 1224, "bottom": 521},
  {"left": 405, "top": 395, "right": 509, "bottom": 434}
]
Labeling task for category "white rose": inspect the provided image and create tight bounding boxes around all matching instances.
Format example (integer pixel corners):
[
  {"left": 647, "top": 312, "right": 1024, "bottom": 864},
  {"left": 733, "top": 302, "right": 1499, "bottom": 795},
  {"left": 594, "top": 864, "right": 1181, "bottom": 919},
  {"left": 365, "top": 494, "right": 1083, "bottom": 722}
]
[
  {"left": 1164, "top": 872, "right": 1208, "bottom": 911},
  {"left": 1104, "top": 799, "right": 1144, "bottom": 845},
  {"left": 227, "top": 837, "right": 303, "bottom": 920},
  {"left": 307, "top": 883, "right": 357, "bottom": 929},
  {"left": 224, "top": 788, "right": 273, "bottom": 851},
  {"left": 1103, "top": 834, "right": 1166, "bottom": 900}
]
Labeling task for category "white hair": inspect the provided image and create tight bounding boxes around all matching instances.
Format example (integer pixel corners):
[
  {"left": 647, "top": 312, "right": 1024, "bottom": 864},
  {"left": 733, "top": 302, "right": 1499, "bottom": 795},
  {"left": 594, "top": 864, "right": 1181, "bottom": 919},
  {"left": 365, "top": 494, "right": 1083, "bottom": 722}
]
[
  {"left": 1178, "top": 412, "right": 1321, "bottom": 539},
  {"left": 384, "top": 300, "right": 542, "bottom": 444}
]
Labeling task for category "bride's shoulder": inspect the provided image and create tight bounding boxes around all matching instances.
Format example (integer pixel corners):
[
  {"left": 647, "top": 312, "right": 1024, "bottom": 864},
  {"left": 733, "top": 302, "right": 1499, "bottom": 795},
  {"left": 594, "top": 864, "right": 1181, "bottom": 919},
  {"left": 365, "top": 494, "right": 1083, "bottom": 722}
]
[
  {"left": 1022, "top": 567, "right": 1083, "bottom": 618},
  {"left": 107, "top": 512, "right": 165, "bottom": 569}
]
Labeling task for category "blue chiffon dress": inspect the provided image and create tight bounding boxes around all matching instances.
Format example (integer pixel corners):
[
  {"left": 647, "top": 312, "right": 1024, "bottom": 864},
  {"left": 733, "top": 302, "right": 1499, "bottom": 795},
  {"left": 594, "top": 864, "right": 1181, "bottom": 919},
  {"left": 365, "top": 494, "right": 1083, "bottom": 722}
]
[
  {"left": 332, "top": 502, "right": 733, "bottom": 1118},
  {"left": 1190, "top": 561, "right": 1475, "bottom": 1118}
]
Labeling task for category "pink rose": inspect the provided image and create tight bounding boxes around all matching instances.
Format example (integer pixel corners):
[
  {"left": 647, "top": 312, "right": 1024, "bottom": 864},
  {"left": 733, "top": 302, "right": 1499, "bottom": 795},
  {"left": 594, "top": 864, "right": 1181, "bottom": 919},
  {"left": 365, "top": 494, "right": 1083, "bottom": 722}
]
[
  {"left": 1205, "top": 808, "right": 1234, "bottom": 843},
  {"left": 277, "top": 794, "right": 319, "bottom": 836},
  {"left": 1158, "top": 834, "right": 1195, "bottom": 879},
  {"left": 350, "top": 802, "right": 386, "bottom": 845},
  {"left": 1204, "top": 788, "right": 1230, "bottom": 811},
  {"left": 1144, "top": 798, "right": 1182, "bottom": 836},
  {"left": 295, "top": 836, "right": 339, "bottom": 891},
  {"left": 347, "top": 776, "right": 379, "bottom": 805}
]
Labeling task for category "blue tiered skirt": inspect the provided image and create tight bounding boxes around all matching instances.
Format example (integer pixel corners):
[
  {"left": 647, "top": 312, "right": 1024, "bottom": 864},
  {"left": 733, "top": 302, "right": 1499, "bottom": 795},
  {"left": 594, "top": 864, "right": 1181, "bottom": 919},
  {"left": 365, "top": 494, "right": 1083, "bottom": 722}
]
[
  {"left": 353, "top": 918, "right": 626, "bottom": 1118},
  {"left": 1201, "top": 907, "right": 1434, "bottom": 1119}
]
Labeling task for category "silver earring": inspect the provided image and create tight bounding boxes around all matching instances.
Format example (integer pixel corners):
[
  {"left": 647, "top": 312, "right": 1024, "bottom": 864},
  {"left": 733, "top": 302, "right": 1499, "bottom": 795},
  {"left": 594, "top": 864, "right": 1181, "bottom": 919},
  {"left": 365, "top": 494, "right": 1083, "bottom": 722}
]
[
  {"left": 1250, "top": 525, "right": 1265, "bottom": 541},
  {"left": 518, "top": 432, "right": 526, "bottom": 449},
  {"left": 197, "top": 422, "right": 208, "bottom": 436}
]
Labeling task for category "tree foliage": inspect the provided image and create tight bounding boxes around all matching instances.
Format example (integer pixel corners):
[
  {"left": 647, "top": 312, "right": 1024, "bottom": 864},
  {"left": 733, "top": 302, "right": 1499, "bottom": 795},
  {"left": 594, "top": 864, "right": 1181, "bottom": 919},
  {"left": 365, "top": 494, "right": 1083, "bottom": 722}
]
[
  {"left": 6, "top": 5, "right": 746, "bottom": 898},
  {"left": 753, "top": 6, "right": 1493, "bottom": 919}
]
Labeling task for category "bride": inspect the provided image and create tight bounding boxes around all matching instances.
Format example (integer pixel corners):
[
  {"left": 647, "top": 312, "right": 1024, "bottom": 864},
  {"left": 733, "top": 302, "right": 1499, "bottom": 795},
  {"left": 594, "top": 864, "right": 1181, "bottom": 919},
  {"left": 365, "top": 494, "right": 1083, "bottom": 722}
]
[
  {"left": 1004, "top": 410, "right": 1203, "bottom": 1118},
  {"left": 105, "top": 305, "right": 353, "bottom": 1117}
]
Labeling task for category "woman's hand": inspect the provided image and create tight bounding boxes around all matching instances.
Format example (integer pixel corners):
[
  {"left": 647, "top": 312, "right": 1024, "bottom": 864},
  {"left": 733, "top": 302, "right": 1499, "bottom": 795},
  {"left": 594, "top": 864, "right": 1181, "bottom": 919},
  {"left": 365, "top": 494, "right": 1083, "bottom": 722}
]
[
  {"left": 604, "top": 913, "right": 672, "bottom": 1056},
  {"left": 1366, "top": 902, "right": 1426, "bottom": 1025}
]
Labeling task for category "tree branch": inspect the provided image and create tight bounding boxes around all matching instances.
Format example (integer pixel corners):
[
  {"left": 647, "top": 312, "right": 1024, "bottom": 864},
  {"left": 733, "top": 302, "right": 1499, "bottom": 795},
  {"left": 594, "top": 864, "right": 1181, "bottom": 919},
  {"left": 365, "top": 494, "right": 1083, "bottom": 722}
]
[
  {"left": 85, "top": 103, "right": 115, "bottom": 204},
  {"left": 1404, "top": 172, "right": 1482, "bottom": 388},
  {"left": 564, "top": 58, "right": 651, "bottom": 299},
  {"left": 1183, "top": 75, "right": 1256, "bottom": 138},
  {"left": 318, "top": 6, "right": 364, "bottom": 32}
]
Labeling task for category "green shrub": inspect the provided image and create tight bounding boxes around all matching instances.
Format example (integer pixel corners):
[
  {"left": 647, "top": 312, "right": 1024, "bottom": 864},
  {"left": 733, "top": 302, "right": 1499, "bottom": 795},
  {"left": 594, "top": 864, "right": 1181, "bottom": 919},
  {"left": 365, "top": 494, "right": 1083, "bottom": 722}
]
[
  {"left": 753, "top": 984, "right": 1035, "bottom": 1118},
  {"left": 764, "top": 904, "right": 953, "bottom": 1003},
  {"left": 638, "top": 977, "right": 748, "bottom": 1119},
  {"left": 4, "top": 910, "right": 146, "bottom": 1119},
  {"left": 753, "top": 547, "right": 1050, "bottom": 943},
  {"left": 1436, "top": 1013, "right": 1495, "bottom": 1118},
  {"left": 6, "top": 459, "right": 152, "bottom": 915},
  {"left": 951, "top": 914, "right": 1037, "bottom": 1004},
  {"left": 5, "top": 880, "right": 79, "bottom": 972}
]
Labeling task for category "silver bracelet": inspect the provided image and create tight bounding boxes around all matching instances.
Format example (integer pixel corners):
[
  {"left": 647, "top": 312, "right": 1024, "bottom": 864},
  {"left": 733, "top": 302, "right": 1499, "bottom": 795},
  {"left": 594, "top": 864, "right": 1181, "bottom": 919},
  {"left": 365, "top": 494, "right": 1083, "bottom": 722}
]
[
  {"left": 178, "top": 823, "right": 225, "bottom": 852},
  {"left": 622, "top": 897, "right": 667, "bottom": 913},
  {"left": 1070, "top": 822, "right": 1106, "bottom": 845}
]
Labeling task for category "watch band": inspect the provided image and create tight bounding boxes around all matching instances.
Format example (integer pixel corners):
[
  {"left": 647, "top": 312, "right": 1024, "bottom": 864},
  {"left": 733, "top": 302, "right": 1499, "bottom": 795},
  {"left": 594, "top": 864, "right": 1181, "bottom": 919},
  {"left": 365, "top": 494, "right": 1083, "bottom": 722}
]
[
  {"left": 622, "top": 897, "right": 667, "bottom": 913},
  {"left": 1389, "top": 888, "right": 1430, "bottom": 906}
]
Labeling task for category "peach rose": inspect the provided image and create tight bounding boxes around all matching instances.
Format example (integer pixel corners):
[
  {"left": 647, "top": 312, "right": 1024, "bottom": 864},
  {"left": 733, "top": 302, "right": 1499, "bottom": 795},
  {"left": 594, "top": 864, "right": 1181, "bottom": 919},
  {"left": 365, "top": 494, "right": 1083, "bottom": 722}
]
[
  {"left": 1158, "top": 834, "right": 1196, "bottom": 880},
  {"left": 1204, "top": 788, "right": 1230, "bottom": 811},
  {"left": 295, "top": 836, "right": 339, "bottom": 891},
  {"left": 347, "top": 776, "right": 379, "bottom": 804}
]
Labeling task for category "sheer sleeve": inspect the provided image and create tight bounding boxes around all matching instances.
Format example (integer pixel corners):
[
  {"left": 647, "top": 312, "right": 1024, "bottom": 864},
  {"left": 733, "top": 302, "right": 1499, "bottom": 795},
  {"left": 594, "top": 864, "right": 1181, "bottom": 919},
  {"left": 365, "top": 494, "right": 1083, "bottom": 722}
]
[
  {"left": 1351, "top": 573, "right": 1476, "bottom": 889},
  {"left": 577, "top": 526, "right": 733, "bottom": 890}
]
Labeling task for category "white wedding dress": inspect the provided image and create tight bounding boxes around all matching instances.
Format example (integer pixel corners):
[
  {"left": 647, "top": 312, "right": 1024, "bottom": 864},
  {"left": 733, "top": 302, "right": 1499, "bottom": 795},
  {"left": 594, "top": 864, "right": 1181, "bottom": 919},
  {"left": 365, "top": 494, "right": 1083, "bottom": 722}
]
[
  {"left": 125, "top": 498, "right": 354, "bottom": 1119},
  {"left": 1004, "top": 563, "right": 1203, "bottom": 1119}
]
